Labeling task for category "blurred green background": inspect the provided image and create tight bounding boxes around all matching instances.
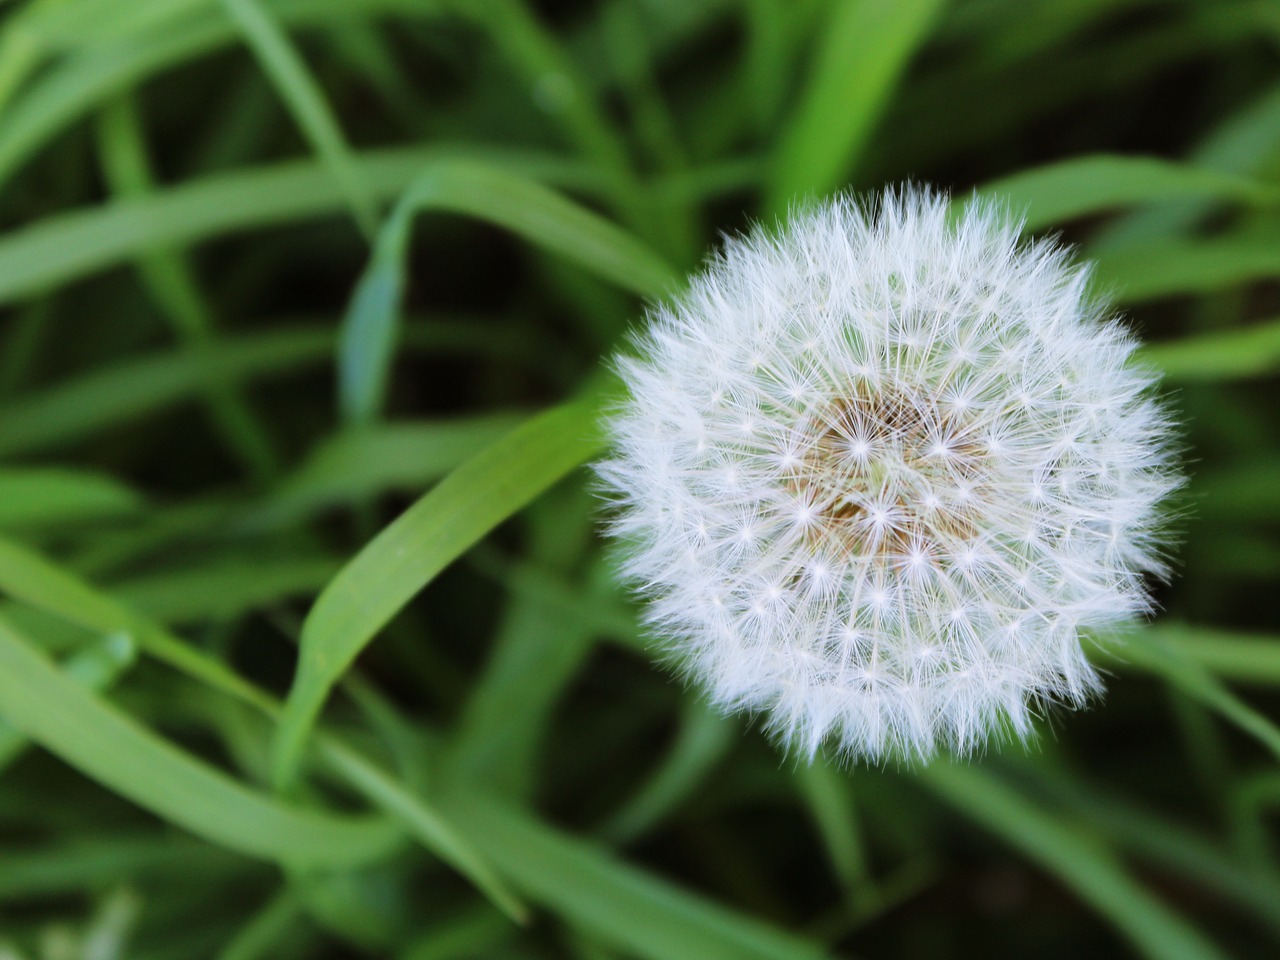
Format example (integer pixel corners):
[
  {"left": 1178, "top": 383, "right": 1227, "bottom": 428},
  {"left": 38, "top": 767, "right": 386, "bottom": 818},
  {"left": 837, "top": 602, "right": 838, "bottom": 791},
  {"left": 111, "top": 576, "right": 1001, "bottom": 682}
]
[{"left": 0, "top": 0, "right": 1279, "bottom": 957}]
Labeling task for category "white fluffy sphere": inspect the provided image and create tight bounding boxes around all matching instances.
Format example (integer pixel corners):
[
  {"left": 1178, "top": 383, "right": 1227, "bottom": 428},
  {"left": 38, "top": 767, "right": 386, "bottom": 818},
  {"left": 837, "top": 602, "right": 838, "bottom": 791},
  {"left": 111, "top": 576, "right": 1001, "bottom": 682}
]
[{"left": 597, "top": 186, "right": 1180, "bottom": 762}]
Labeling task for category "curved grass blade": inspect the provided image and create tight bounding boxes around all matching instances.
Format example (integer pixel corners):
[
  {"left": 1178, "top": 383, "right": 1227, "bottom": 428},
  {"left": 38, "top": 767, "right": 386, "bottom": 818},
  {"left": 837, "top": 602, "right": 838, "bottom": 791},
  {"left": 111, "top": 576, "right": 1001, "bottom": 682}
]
[
  {"left": 0, "top": 0, "right": 438, "bottom": 189},
  {"left": 0, "top": 631, "right": 136, "bottom": 772},
  {"left": 1139, "top": 316, "right": 1280, "bottom": 383},
  {"left": 0, "top": 468, "right": 142, "bottom": 529},
  {"left": 0, "top": 327, "right": 332, "bottom": 458},
  {"left": 766, "top": 0, "right": 945, "bottom": 215},
  {"left": 1147, "top": 626, "right": 1280, "bottom": 685},
  {"left": 0, "top": 536, "right": 527, "bottom": 921},
  {"left": 1096, "top": 236, "right": 1280, "bottom": 304},
  {"left": 600, "top": 698, "right": 736, "bottom": 844},
  {"left": 272, "top": 394, "right": 608, "bottom": 789},
  {"left": 96, "top": 94, "right": 280, "bottom": 481},
  {"left": 438, "top": 789, "right": 829, "bottom": 960},
  {"left": 220, "top": 0, "right": 377, "bottom": 236},
  {"left": 339, "top": 161, "right": 675, "bottom": 424},
  {"left": 974, "top": 154, "right": 1280, "bottom": 233},
  {"left": 0, "top": 614, "right": 401, "bottom": 868},
  {"left": 254, "top": 414, "right": 525, "bottom": 526},
  {"left": 921, "top": 763, "right": 1231, "bottom": 960},
  {"left": 0, "top": 147, "right": 593, "bottom": 305},
  {"left": 1114, "top": 628, "right": 1280, "bottom": 763}
]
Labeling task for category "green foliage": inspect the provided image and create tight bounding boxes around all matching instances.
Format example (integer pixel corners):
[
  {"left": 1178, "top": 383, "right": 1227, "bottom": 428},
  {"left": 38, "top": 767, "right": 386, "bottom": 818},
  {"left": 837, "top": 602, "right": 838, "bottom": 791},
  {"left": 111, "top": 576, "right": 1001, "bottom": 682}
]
[{"left": 0, "top": 1, "right": 1278, "bottom": 957}]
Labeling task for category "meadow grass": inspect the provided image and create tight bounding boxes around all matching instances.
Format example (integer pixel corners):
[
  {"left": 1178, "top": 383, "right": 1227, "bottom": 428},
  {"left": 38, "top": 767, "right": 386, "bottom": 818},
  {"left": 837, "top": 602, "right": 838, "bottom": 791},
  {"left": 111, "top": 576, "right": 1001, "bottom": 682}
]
[{"left": 0, "top": 1, "right": 1278, "bottom": 957}]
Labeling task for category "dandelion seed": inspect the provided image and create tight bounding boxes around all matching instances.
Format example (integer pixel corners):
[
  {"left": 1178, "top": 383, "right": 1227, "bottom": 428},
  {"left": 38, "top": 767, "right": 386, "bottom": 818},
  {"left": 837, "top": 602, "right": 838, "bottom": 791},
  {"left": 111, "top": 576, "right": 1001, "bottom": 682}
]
[{"left": 597, "top": 186, "right": 1180, "bottom": 763}]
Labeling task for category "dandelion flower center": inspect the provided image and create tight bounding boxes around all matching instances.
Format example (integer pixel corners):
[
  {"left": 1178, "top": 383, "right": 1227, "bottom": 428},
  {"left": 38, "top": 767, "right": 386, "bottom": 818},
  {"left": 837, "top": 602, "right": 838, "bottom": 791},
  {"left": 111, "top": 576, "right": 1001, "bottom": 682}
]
[{"left": 598, "top": 187, "right": 1180, "bottom": 762}]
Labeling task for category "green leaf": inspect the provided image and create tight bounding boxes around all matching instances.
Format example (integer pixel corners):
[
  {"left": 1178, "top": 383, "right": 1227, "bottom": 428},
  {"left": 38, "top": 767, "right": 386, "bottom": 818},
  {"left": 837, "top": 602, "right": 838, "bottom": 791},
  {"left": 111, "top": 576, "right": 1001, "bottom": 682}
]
[
  {"left": 0, "top": 468, "right": 142, "bottom": 529},
  {"left": 256, "top": 414, "right": 526, "bottom": 525},
  {"left": 974, "top": 154, "right": 1280, "bottom": 233},
  {"left": 1139, "top": 316, "right": 1280, "bottom": 382},
  {"left": 600, "top": 698, "right": 736, "bottom": 844},
  {"left": 796, "top": 758, "right": 867, "bottom": 891},
  {"left": 115, "top": 554, "right": 340, "bottom": 625},
  {"left": 0, "top": 327, "right": 331, "bottom": 458},
  {"left": 272, "top": 395, "right": 608, "bottom": 788},
  {"left": 0, "top": 147, "right": 591, "bottom": 305},
  {"left": 1148, "top": 626, "right": 1280, "bottom": 685},
  {"left": 338, "top": 162, "right": 676, "bottom": 423},
  {"left": 0, "top": 0, "right": 440, "bottom": 190},
  {"left": 1113, "top": 628, "right": 1280, "bottom": 763},
  {"left": 921, "top": 763, "right": 1231, "bottom": 960},
  {"left": 438, "top": 790, "right": 829, "bottom": 960},
  {"left": 0, "top": 631, "right": 137, "bottom": 771},
  {"left": 0, "top": 536, "right": 526, "bottom": 921},
  {"left": 220, "top": 0, "right": 378, "bottom": 236},
  {"left": 1095, "top": 237, "right": 1280, "bottom": 305},
  {"left": 0, "top": 613, "right": 401, "bottom": 868},
  {"left": 766, "top": 0, "right": 945, "bottom": 215}
]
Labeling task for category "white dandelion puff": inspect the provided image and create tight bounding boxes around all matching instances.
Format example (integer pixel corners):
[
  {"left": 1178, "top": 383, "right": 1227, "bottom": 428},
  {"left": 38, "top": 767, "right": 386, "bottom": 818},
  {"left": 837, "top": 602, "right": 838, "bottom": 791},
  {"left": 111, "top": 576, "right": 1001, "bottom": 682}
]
[{"left": 597, "top": 186, "right": 1181, "bottom": 763}]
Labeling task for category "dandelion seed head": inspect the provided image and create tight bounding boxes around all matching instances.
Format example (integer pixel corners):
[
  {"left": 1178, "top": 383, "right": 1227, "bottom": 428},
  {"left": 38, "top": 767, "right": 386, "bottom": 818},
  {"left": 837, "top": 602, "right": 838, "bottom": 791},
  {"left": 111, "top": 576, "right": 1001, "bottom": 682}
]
[{"left": 596, "top": 186, "right": 1181, "bottom": 763}]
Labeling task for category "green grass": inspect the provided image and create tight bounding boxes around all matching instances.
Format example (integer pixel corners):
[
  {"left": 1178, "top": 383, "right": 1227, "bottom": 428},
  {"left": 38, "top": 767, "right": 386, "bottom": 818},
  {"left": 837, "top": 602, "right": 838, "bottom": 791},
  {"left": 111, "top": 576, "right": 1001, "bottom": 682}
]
[{"left": 0, "top": 1, "right": 1278, "bottom": 958}]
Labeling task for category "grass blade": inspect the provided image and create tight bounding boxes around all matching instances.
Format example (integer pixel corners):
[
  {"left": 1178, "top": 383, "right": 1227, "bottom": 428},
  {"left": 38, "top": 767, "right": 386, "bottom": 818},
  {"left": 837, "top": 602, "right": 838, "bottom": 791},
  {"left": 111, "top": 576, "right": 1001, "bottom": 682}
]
[
  {"left": 1113, "top": 628, "right": 1280, "bottom": 763},
  {"left": 95, "top": 94, "right": 280, "bottom": 481},
  {"left": 272, "top": 394, "right": 608, "bottom": 789},
  {"left": 766, "top": 0, "right": 945, "bottom": 215},
  {"left": 921, "top": 763, "right": 1231, "bottom": 960},
  {"left": 0, "top": 147, "right": 592, "bottom": 305},
  {"left": 219, "top": 0, "right": 378, "bottom": 236},
  {"left": 974, "top": 154, "right": 1280, "bottom": 232},
  {"left": 0, "top": 613, "right": 401, "bottom": 868},
  {"left": 1095, "top": 237, "right": 1280, "bottom": 304},
  {"left": 0, "top": 536, "right": 526, "bottom": 920},
  {"left": 1139, "top": 316, "right": 1280, "bottom": 383},
  {"left": 439, "top": 790, "right": 829, "bottom": 960},
  {"left": 0, "top": 327, "right": 332, "bottom": 458},
  {"left": 0, "top": 631, "right": 137, "bottom": 771},
  {"left": 0, "top": 468, "right": 142, "bottom": 529},
  {"left": 338, "top": 161, "right": 674, "bottom": 423}
]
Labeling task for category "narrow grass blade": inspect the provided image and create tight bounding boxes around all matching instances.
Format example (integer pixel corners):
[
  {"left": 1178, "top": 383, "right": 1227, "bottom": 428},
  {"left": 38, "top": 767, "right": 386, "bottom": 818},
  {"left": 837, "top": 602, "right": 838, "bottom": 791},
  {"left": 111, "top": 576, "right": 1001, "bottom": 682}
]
[
  {"left": 272, "top": 395, "right": 608, "bottom": 789},
  {"left": 215, "top": 890, "right": 302, "bottom": 960},
  {"left": 338, "top": 162, "right": 676, "bottom": 423},
  {"left": 1095, "top": 80, "right": 1280, "bottom": 251},
  {"left": 600, "top": 698, "right": 736, "bottom": 844},
  {"left": 1139, "top": 316, "right": 1280, "bottom": 382},
  {"left": 0, "top": 327, "right": 332, "bottom": 458},
  {"left": 0, "top": 1, "right": 446, "bottom": 191},
  {"left": 766, "top": 0, "right": 945, "bottom": 215},
  {"left": 0, "top": 469, "right": 142, "bottom": 529},
  {"left": 0, "top": 614, "right": 401, "bottom": 868},
  {"left": 0, "top": 147, "right": 593, "bottom": 305},
  {"left": 115, "top": 554, "right": 339, "bottom": 626},
  {"left": 316, "top": 742, "right": 529, "bottom": 923},
  {"left": 1144, "top": 625, "right": 1280, "bottom": 685},
  {"left": 1114, "top": 629, "right": 1280, "bottom": 763},
  {"left": 0, "top": 536, "right": 527, "bottom": 920},
  {"left": 921, "top": 763, "right": 1231, "bottom": 960},
  {"left": 1096, "top": 237, "right": 1280, "bottom": 304},
  {"left": 974, "top": 154, "right": 1280, "bottom": 232},
  {"left": 256, "top": 414, "right": 525, "bottom": 525},
  {"left": 796, "top": 759, "right": 867, "bottom": 891},
  {"left": 439, "top": 790, "right": 829, "bottom": 960},
  {"left": 219, "top": 0, "right": 377, "bottom": 236},
  {"left": 96, "top": 94, "right": 279, "bottom": 480},
  {"left": 0, "top": 631, "right": 136, "bottom": 771}
]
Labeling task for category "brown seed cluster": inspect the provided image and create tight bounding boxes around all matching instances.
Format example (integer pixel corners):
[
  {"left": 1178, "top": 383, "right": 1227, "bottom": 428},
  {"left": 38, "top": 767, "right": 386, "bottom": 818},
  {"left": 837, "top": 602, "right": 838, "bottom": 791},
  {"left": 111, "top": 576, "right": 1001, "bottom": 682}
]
[{"left": 785, "top": 382, "right": 989, "bottom": 563}]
